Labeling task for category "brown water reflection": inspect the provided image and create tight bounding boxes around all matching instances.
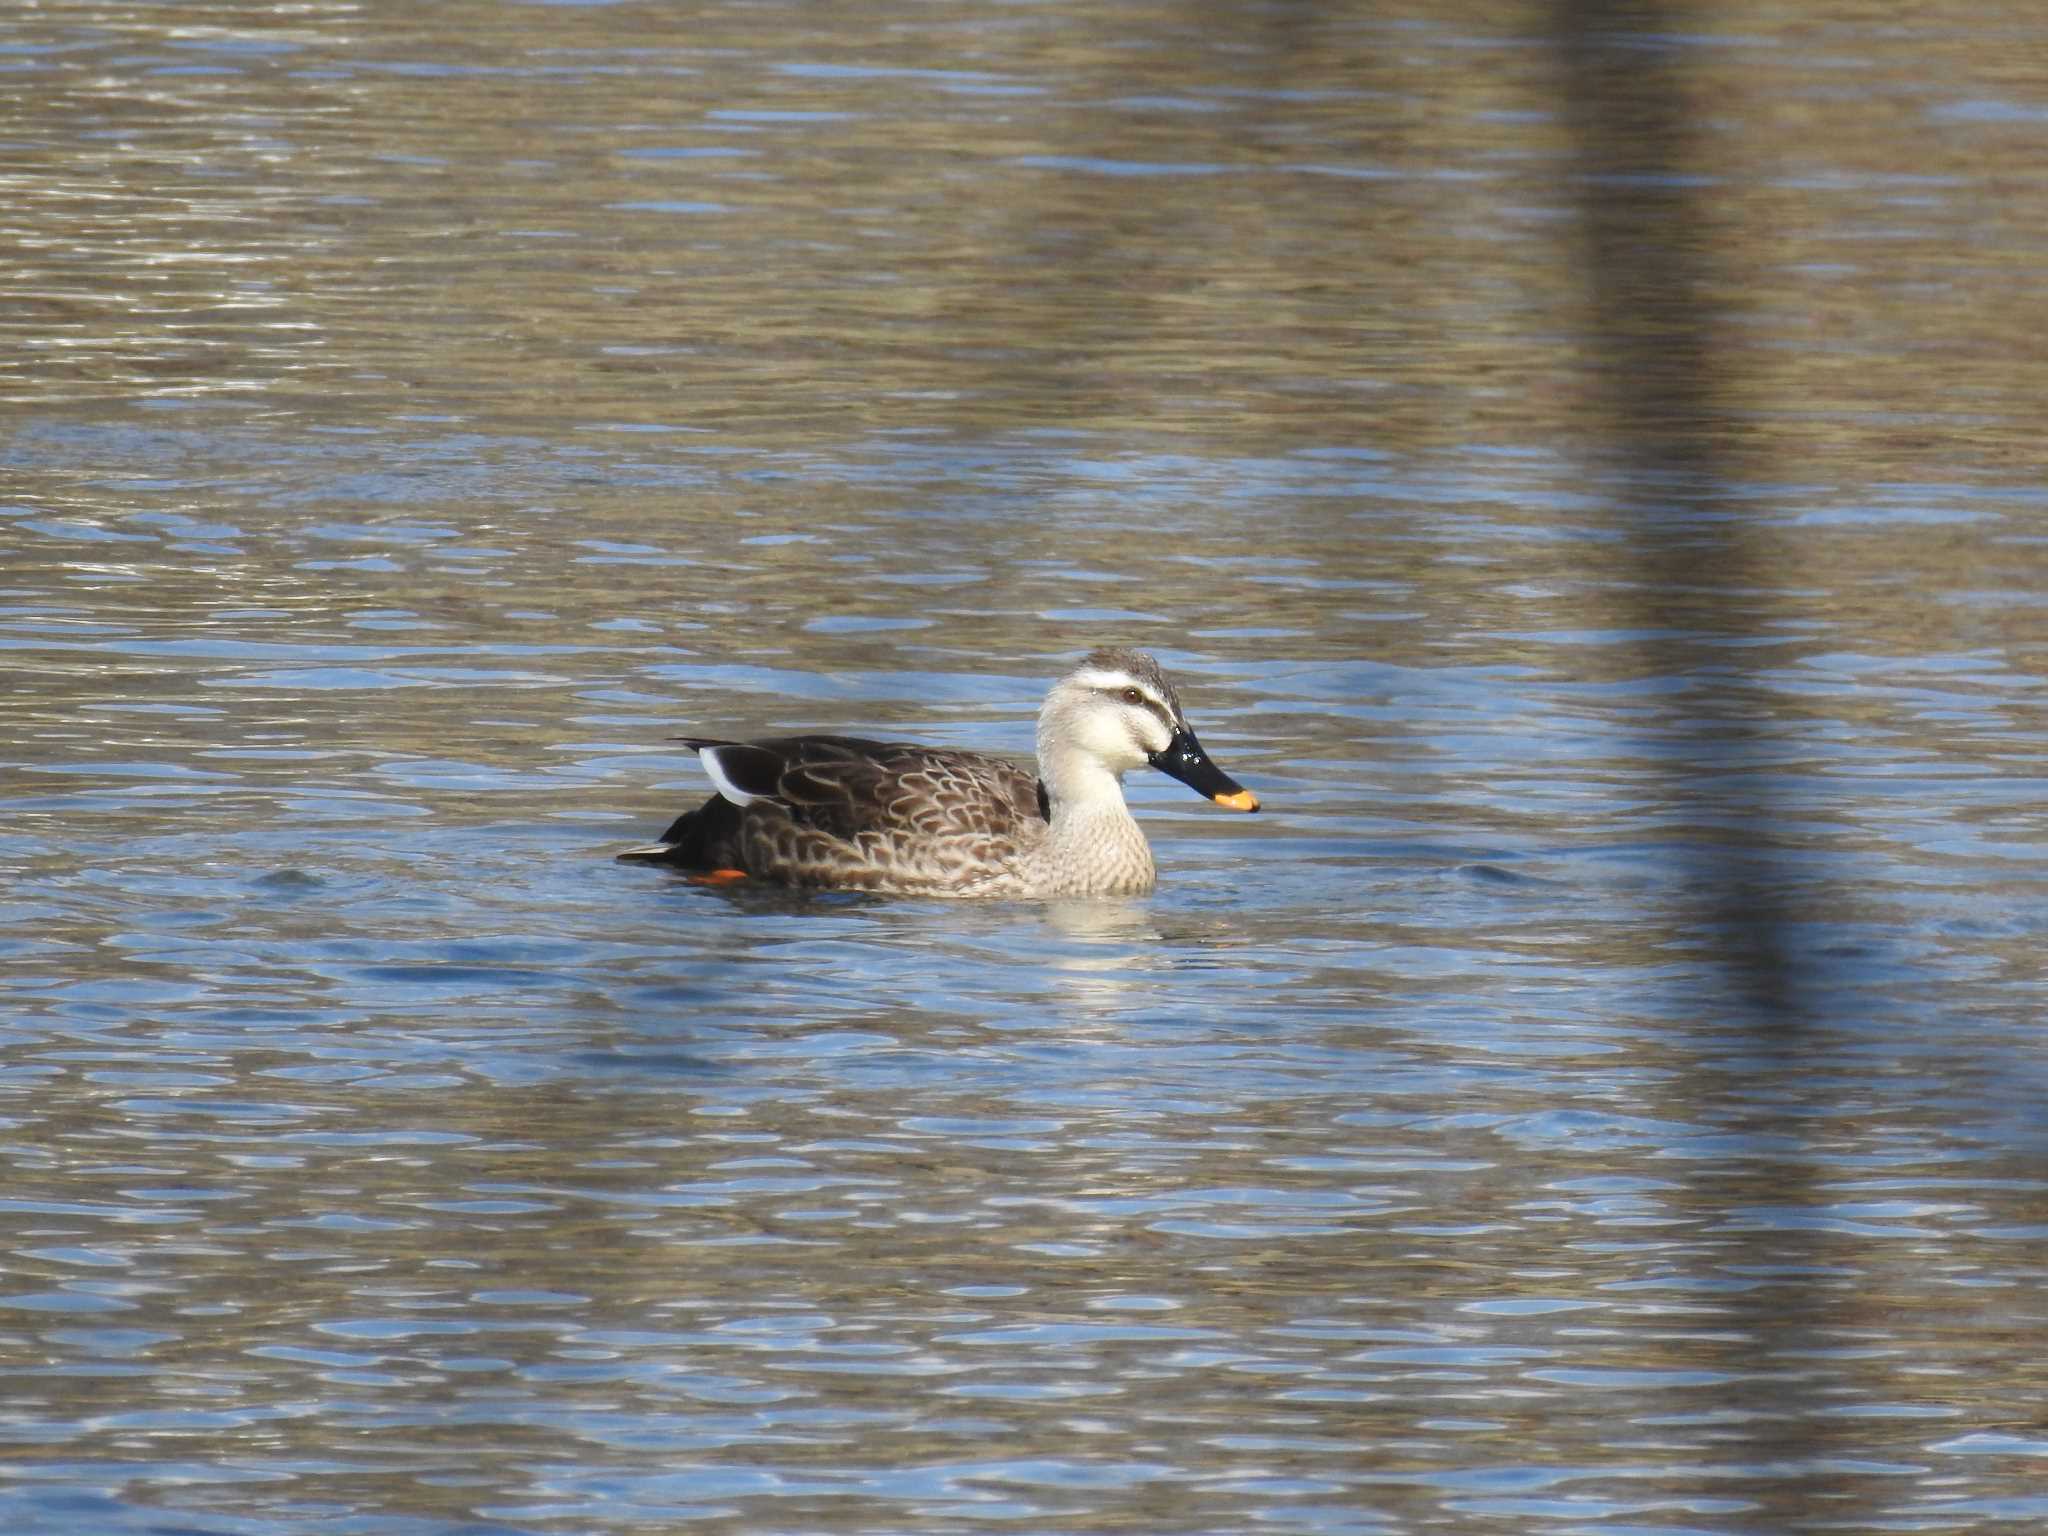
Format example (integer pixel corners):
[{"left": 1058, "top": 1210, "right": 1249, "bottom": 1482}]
[
  {"left": 5, "top": 3, "right": 2048, "bottom": 1535},
  {"left": 8, "top": 2, "right": 2043, "bottom": 467}
]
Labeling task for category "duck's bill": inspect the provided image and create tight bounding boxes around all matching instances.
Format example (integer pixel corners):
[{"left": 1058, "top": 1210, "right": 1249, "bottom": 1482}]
[{"left": 1148, "top": 729, "right": 1260, "bottom": 813}]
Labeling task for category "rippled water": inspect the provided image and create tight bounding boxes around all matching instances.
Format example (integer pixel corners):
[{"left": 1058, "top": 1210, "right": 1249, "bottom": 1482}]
[{"left": 7, "top": 4, "right": 2048, "bottom": 1534}]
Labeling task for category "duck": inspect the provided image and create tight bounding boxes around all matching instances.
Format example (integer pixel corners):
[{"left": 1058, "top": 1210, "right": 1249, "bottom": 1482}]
[{"left": 617, "top": 647, "right": 1259, "bottom": 897}]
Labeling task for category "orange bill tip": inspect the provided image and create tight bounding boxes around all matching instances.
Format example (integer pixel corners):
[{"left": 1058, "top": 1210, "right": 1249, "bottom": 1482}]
[{"left": 1213, "top": 788, "right": 1260, "bottom": 813}]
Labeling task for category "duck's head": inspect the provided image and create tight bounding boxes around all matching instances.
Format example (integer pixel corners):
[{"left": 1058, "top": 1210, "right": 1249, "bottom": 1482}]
[{"left": 1038, "top": 647, "right": 1260, "bottom": 812}]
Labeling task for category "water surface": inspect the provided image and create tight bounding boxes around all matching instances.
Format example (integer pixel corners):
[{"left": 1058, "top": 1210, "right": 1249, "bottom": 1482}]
[{"left": 5, "top": 3, "right": 2048, "bottom": 1533}]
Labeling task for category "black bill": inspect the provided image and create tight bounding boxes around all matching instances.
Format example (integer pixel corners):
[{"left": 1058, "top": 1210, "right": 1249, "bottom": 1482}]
[{"left": 1147, "top": 728, "right": 1260, "bottom": 812}]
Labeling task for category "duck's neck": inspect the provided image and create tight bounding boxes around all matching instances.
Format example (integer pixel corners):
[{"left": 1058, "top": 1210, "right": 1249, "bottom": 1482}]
[
  {"left": 1040, "top": 750, "right": 1127, "bottom": 820},
  {"left": 1035, "top": 753, "right": 1156, "bottom": 894}
]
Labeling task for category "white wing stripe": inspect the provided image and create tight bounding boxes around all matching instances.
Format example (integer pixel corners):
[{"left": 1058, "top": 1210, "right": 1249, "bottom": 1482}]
[{"left": 701, "top": 746, "right": 768, "bottom": 806}]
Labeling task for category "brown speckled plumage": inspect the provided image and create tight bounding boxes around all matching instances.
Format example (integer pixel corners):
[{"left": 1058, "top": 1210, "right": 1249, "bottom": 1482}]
[{"left": 619, "top": 649, "right": 1257, "bottom": 898}]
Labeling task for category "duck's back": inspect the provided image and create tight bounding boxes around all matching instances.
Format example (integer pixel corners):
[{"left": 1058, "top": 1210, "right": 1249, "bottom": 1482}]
[{"left": 636, "top": 735, "right": 1049, "bottom": 893}]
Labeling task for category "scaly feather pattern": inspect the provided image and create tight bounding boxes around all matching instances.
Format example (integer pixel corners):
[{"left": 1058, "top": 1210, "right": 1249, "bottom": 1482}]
[{"left": 619, "top": 650, "right": 1257, "bottom": 898}]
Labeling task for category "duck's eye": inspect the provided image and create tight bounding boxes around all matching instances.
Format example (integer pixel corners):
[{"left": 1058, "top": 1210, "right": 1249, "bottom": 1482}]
[{"left": 1119, "top": 686, "right": 1145, "bottom": 707}]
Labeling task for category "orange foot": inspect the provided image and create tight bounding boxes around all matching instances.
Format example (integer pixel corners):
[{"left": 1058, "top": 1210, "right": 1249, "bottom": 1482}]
[{"left": 687, "top": 868, "right": 750, "bottom": 886}]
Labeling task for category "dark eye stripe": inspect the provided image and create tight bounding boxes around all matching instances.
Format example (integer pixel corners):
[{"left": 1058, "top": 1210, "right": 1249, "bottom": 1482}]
[{"left": 1102, "top": 685, "right": 1174, "bottom": 728}]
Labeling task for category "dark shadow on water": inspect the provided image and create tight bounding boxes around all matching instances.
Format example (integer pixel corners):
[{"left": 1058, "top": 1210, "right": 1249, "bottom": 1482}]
[
  {"left": 638, "top": 871, "right": 904, "bottom": 919},
  {"left": 1557, "top": 5, "right": 1807, "bottom": 1001},
  {"left": 1559, "top": 0, "right": 1827, "bottom": 1522}
]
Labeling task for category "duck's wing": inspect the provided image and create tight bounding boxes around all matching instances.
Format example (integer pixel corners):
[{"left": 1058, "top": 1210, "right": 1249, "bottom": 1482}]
[{"left": 682, "top": 735, "right": 1043, "bottom": 841}]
